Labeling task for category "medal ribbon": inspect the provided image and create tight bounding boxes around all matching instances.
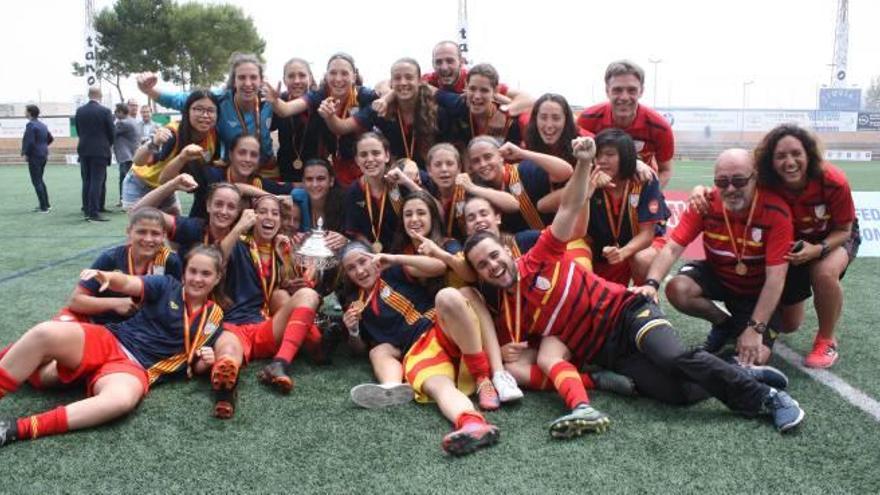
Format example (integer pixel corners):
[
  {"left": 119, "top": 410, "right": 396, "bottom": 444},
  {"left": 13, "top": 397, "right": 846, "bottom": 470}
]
[
  {"left": 721, "top": 189, "right": 760, "bottom": 271},
  {"left": 248, "top": 239, "right": 277, "bottom": 317},
  {"left": 182, "top": 289, "right": 212, "bottom": 378},
  {"left": 502, "top": 282, "right": 522, "bottom": 344},
  {"left": 363, "top": 179, "right": 388, "bottom": 245},
  {"left": 233, "top": 95, "right": 262, "bottom": 148},
  {"left": 126, "top": 245, "right": 154, "bottom": 276},
  {"left": 396, "top": 108, "right": 416, "bottom": 160},
  {"left": 444, "top": 185, "right": 466, "bottom": 237},
  {"left": 602, "top": 180, "right": 631, "bottom": 247}
]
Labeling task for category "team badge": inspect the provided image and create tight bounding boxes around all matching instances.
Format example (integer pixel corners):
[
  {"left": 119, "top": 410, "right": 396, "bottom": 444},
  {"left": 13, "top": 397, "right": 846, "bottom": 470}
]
[
  {"left": 509, "top": 182, "right": 523, "bottom": 196},
  {"left": 356, "top": 200, "right": 366, "bottom": 208},
  {"left": 154, "top": 266, "right": 166, "bottom": 275},
  {"left": 634, "top": 140, "right": 646, "bottom": 152},
  {"left": 169, "top": 301, "right": 180, "bottom": 311},
  {"left": 380, "top": 286, "right": 392, "bottom": 299},
  {"left": 629, "top": 193, "right": 639, "bottom": 208},
  {"left": 814, "top": 204, "right": 827, "bottom": 218},
  {"left": 648, "top": 199, "right": 659, "bottom": 214},
  {"left": 751, "top": 228, "right": 763, "bottom": 242},
  {"left": 535, "top": 276, "right": 551, "bottom": 291}
]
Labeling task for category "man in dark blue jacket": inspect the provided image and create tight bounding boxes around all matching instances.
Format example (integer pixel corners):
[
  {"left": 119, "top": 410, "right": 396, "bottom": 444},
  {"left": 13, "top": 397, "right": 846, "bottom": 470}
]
[
  {"left": 21, "top": 105, "right": 54, "bottom": 212},
  {"left": 75, "top": 87, "right": 114, "bottom": 221}
]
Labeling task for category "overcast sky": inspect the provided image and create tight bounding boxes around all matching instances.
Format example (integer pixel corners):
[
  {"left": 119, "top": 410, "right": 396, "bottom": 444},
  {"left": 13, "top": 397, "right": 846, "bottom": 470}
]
[{"left": 7, "top": 0, "right": 879, "bottom": 110}]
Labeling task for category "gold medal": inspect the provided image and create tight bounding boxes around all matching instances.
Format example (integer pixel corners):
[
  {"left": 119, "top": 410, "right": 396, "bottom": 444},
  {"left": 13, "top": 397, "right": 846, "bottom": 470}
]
[
  {"left": 293, "top": 158, "right": 303, "bottom": 170},
  {"left": 735, "top": 261, "right": 747, "bottom": 276},
  {"left": 350, "top": 300, "right": 365, "bottom": 314},
  {"left": 372, "top": 241, "right": 383, "bottom": 253}
]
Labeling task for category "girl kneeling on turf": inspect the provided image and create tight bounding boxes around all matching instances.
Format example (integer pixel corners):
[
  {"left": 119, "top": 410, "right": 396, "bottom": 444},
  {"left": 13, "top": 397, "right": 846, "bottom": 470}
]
[
  {"left": 0, "top": 245, "right": 227, "bottom": 447},
  {"left": 341, "top": 241, "right": 499, "bottom": 456}
]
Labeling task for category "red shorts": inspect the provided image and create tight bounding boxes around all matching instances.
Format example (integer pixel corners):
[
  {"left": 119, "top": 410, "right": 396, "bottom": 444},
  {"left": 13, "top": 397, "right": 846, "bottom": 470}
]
[
  {"left": 225, "top": 319, "right": 277, "bottom": 363},
  {"left": 57, "top": 324, "right": 149, "bottom": 396},
  {"left": 52, "top": 307, "right": 89, "bottom": 323}
]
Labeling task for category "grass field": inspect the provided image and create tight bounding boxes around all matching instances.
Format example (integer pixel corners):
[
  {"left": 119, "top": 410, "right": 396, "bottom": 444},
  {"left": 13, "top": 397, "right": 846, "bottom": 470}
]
[{"left": 1, "top": 162, "right": 879, "bottom": 493}]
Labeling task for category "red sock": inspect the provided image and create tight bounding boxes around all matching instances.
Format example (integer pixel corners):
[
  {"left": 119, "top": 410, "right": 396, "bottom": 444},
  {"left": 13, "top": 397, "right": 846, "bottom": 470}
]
[
  {"left": 454, "top": 410, "right": 486, "bottom": 429},
  {"left": 274, "top": 307, "right": 316, "bottom": 365},
  {"left": 548, "top": 361, "right": 590, "bottom": 409},
  {"left": 462, "top": 352, "right": 490, "bottom": 382},
  {"left": 0, "top": 367, "right": 20, "bottom": 399},
  {"left": 16, "top": 406, "right": 69, "bottom": 440},
  {"left": 528, "top": 365, "right": 553, "bottom": 390}
]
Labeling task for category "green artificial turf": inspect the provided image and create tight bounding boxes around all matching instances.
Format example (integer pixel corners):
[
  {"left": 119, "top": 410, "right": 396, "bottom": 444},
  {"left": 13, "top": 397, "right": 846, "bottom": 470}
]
[{"left": 1, "top": 164, "right": 879, "bottom": 494}]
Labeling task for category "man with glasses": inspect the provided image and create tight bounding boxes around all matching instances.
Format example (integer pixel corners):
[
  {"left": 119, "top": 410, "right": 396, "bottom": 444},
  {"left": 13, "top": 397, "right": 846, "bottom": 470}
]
[{"left": 633, "top": 149, "right": 794, "bottom": 367}]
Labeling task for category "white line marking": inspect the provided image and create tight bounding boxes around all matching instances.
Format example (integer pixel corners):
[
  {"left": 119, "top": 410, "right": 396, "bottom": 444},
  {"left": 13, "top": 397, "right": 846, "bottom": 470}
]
[{"left": 775, "top": 343, "right": 880, "bottom": 422}]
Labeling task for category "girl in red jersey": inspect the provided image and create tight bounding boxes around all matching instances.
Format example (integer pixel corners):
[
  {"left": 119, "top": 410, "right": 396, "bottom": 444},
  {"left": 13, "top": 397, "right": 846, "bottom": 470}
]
[
  {"left": 0, "top": 245, "right": 227, "bottom": 447},
  {"left": 340, "top": 241, "right": 500, "bottom": 456},
  {"left": 754, "top": 125, "right": 859, "bottom": 368}
]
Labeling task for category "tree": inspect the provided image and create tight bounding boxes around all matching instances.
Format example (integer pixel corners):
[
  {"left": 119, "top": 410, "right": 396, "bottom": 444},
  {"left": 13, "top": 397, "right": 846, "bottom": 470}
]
[
  {"left": 163, "top": 3, "right": 265, "bottom": 89},
  {"left": 71, "top": 0, "right": 264, "bottom": 100},
  {"left": 72, "top": 0, "right": 173, "bottom": 101},
  {"left": 865, "top": 76, "right": 880, "bottom": 111}
]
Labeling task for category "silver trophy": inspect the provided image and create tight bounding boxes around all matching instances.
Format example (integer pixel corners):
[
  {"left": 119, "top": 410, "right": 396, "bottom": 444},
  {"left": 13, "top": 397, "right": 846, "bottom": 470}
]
[{"left": 294, "top": 217, "right": 339, "bottom": 273}]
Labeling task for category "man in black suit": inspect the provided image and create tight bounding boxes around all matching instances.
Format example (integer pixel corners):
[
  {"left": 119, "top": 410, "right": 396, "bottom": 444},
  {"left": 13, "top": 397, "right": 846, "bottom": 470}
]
[{"left": 75, "top": 86, "right": 114, "bottom": 222}]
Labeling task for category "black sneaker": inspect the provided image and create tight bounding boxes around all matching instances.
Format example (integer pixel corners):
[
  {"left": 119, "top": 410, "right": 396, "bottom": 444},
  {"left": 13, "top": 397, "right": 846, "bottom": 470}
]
[
  {"left": 590, "top": 370, "right": 637, "bottom": 397},
  {"left": 0, "top": 418, "right": 18, "bottom": 447}
]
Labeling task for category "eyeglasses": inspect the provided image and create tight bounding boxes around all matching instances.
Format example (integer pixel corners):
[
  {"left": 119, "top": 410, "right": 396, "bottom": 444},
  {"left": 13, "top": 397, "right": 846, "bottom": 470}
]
[
  {"left": 190, "top": 106, "right": 217, "bottom": 116},
  {"left": 714, "top": 173, "right": 754, "bottom": 189}
]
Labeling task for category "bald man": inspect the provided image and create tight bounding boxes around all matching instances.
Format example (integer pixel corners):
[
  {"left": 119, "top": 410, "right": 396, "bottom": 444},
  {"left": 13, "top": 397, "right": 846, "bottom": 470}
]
[
  {"left": 74, "top": 86, "right": 114, "bottom": 221},
  {"left": 634, "top": 149, "right": 794, "bottom": 366}
]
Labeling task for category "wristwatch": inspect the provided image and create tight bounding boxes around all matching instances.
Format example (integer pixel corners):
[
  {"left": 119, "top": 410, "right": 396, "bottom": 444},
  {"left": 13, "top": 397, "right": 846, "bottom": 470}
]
[
  {"left": 747, "top": 319, "right": 767, "bottom": 335},
  {"left": 819, "top": 240, "right": 830, "bottom": 258},
  {"left": 645, "top": 278, "right": 661, "bottom": 290}
]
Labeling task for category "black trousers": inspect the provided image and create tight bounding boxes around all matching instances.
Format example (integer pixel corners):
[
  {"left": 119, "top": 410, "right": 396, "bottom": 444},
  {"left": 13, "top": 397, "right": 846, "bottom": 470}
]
[
  {"left": 27, "top": 156, "right": 50, "bottom": 210},
  {"left": 601, "top": 297, "right": 770, "bottom": 414},
  {"left": 80, "top": 156, "right": 108, "bottom": 218}
]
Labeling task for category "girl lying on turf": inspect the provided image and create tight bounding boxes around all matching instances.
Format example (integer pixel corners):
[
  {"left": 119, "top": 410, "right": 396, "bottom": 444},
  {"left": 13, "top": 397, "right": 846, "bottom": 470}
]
[
  {"left": 340, "top": 241, "right": 500, "bottom": 456},
  {"left": 0, "top": 245, "right": 226, "bottom": 447}
]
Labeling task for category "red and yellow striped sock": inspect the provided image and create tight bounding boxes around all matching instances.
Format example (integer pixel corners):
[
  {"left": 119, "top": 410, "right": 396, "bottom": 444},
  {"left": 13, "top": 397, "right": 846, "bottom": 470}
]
[
  {"left": 16, "top": 406, "right": 68, "bottom": 440},
  {"left": 274, "top": 307, "right": 316, "bottom": 365},
  {"left": 548, "top": 361, "right": 590, "bottom": 409},
  {"left": 454, "top": 410, "right": 486, "bottom": 429},
  {"left": 528, "top": 365, "right": 595, "bottom": 391},
  {"left": 462, "top": 352, "right": 491, "bottom": 383},
  {"left": 0, "top": 367, "right": 20, "bottom": 399}
]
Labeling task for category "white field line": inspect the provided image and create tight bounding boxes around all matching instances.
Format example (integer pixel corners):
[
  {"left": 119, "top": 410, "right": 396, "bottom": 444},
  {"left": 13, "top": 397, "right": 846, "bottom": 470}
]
[{"left": 774, "top": 342, "right": 880, "bottom": 422}]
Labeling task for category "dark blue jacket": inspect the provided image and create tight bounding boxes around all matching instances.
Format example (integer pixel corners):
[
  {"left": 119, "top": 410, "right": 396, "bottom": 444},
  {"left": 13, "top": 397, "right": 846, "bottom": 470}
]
[
  {"left": 74, "top": 100, "right": 114, "bottom": 159},
  {"left": 21, "top": 119, "right": 53, "bottom": 160}
]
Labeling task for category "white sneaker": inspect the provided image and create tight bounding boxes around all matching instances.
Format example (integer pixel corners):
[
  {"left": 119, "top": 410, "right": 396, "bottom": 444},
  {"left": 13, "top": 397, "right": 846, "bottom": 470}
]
[
  {"left": 492, "top": 370, "right": 524, "bottom": 402},
  {"left": 350, "top": 382, "right": 414, "bottom": 409}
]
